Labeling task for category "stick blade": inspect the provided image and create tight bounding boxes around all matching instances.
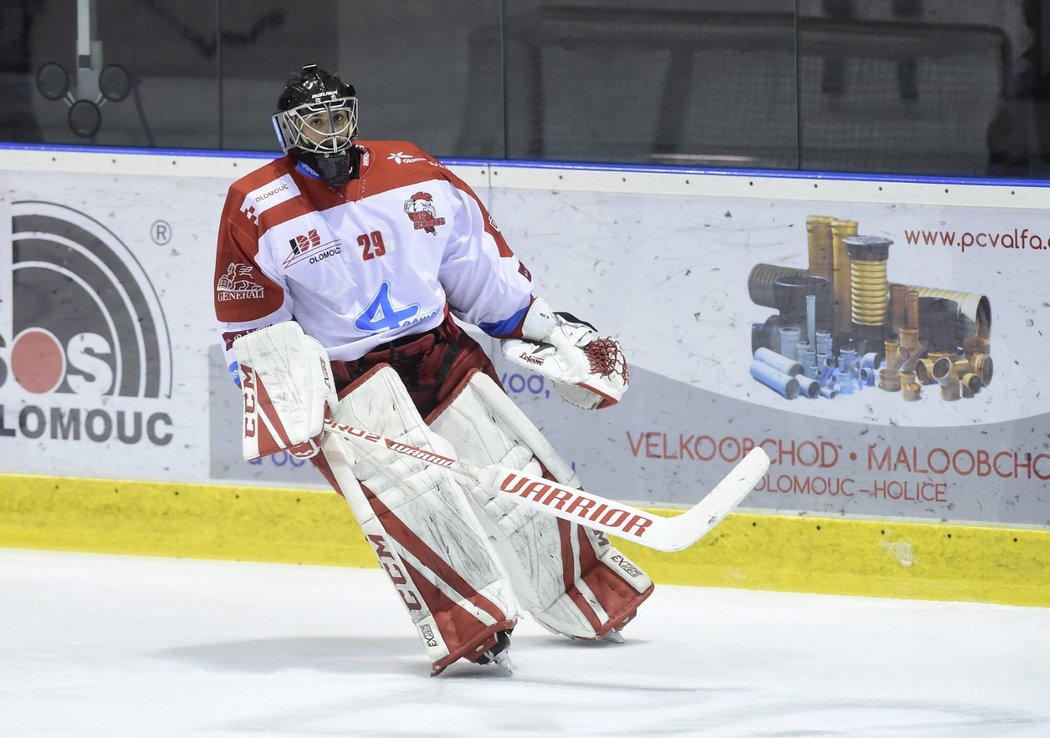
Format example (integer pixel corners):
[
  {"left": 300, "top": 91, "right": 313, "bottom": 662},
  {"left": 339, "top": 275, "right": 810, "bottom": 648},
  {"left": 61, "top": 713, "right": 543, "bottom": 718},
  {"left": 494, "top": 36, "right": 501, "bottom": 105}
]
[{"left": 659, "top": 447, "right": 770, "bottom": 552}]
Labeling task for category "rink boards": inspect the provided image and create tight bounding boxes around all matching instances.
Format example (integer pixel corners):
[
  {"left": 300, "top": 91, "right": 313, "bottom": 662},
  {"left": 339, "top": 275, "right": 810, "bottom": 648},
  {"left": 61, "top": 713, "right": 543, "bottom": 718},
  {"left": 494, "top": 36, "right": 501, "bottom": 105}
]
[
  {"left": 1, "top": 473, "right": 1047, "bottom": 607},
  {"left": 0, "top": 145, "right": 1048, "bottom": 607}
]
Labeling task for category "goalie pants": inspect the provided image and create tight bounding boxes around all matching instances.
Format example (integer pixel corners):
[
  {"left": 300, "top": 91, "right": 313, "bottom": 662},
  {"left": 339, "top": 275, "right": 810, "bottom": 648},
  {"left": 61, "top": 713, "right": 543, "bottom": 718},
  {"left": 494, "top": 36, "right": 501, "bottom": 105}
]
[
  {"left": 311, "top": 317, "right": 654, "bottom": 672},
  {"left": 326, "top": 316, "right": 499, "bottom": 417}
]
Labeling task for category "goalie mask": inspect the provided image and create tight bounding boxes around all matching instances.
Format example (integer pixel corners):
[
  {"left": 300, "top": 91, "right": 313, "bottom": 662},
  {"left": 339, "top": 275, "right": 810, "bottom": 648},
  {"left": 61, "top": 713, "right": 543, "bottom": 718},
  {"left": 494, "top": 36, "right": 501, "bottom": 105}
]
[{"left": 273, "top": 64, "right": 360, "bottom": 186}]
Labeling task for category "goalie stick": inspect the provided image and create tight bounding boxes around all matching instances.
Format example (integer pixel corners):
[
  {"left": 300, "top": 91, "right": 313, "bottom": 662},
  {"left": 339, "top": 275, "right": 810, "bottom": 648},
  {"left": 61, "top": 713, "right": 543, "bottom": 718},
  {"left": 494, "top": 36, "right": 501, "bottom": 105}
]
[{"left": 322, "top": 416, "right": 770, "bottom": 552}]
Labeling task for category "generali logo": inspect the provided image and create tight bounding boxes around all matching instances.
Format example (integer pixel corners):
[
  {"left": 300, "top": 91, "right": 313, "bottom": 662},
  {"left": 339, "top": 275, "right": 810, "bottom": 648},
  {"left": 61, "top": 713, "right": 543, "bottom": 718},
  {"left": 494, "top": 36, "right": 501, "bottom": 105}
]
[
  {"left": 216, "top": 263, "right": 264, "bottom": 301},
  {"left": 0, "top": 201, "right": 174, "bottom": 445}
]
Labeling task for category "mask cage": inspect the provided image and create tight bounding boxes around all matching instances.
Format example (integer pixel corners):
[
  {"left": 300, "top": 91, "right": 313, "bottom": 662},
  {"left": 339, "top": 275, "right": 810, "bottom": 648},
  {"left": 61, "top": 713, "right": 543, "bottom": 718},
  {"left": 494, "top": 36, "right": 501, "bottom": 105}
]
[{"left": 273, "top": 96, "right": 358, "bottom": 155}]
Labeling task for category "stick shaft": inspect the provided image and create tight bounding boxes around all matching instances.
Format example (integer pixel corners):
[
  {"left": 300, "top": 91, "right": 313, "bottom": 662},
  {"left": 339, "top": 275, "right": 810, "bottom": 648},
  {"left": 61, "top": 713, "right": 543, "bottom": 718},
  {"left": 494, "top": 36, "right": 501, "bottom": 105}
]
[{"left": 323, "top": 417, "right": 767, "bottom": 552}]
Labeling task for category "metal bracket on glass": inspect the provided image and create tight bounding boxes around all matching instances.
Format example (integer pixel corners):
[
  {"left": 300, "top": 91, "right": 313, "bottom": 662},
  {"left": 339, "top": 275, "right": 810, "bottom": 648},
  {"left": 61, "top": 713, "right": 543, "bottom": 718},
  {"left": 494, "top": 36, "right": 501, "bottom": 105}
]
[{"left": 34, "top": 0, "right": 131, "bottom": 138}]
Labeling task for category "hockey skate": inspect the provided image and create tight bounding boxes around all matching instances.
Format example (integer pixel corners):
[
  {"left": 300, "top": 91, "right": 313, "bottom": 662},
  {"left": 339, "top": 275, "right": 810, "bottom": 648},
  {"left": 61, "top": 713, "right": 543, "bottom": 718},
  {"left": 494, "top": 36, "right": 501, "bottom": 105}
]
[
  {"left": 475, "top": 630, "right": 514, "bottom": 674},
  {"left": 567, "top": 628, "right": 625, "bottom": 644}
]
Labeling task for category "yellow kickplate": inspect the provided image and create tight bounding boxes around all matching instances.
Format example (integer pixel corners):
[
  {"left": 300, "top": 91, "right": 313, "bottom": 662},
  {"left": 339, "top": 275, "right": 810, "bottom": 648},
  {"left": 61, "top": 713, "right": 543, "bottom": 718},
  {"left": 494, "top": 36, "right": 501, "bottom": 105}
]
[
  {"left": 0, "top": 474, "right": 375, "bottom": 568},
  {"left": 1, "top": 474, "right": 1047, "bottom": 607},
  {"left": 617, "top": 512, "right": 1050, "bottom": 608}
]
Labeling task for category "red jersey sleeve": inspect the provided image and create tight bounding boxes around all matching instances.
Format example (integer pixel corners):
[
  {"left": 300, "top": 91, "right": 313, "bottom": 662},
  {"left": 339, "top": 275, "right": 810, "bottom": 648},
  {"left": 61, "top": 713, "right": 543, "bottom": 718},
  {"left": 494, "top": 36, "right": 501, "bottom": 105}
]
[{"left": 213, "top": 184, "right": 293, "bottom": 373}]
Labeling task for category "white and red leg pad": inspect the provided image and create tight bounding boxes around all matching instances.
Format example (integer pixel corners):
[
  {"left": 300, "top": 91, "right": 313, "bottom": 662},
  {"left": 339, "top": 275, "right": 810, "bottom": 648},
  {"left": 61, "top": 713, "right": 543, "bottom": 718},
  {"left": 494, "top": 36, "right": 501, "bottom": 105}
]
[
  {"left": 232, "top": 321, "right": 338, "bottom": 460},
  {"left": 316, "top": 364, "right": 518, "bottom": 675},
  {"left": 428, "top": 369, "right": 654, "bottom": 640}
]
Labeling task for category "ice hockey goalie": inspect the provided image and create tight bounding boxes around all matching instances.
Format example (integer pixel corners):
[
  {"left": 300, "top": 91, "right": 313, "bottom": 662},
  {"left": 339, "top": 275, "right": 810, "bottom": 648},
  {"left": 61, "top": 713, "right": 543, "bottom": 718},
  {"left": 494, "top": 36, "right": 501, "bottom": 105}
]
[
  {"left": 231, "top": 320, "right": 653, "bottom": 675},
  {"left": 214, "top": 63, "right": 653, "bottom": 675}
]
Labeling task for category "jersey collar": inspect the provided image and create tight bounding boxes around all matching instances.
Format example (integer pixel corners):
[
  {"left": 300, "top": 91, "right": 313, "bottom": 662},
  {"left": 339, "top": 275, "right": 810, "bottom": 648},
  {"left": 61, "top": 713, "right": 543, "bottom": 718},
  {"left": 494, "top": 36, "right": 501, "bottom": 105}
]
[{"left": 293, "top": 144, "right": 372, "bottom": 181}]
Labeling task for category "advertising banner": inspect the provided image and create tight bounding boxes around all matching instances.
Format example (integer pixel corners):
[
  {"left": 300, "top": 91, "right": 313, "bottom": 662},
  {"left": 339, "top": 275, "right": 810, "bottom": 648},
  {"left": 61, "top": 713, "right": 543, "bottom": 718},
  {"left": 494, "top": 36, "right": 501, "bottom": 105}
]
[
  {"left": 0, "top": 184, "right": 221, "bottom": 481},
  {"left": 488, "top": 185, "right": 1050, "bottom": 527},
  {"left": 1, "top": 151, "right": 1047, "bottom": 530}
]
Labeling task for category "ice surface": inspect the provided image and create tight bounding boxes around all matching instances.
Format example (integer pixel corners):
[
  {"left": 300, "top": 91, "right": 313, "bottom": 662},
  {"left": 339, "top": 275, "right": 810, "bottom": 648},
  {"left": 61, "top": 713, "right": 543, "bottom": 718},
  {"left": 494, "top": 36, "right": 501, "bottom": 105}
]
[{"left": 1, "top": 549, "right": 1048, "bottom": 737}]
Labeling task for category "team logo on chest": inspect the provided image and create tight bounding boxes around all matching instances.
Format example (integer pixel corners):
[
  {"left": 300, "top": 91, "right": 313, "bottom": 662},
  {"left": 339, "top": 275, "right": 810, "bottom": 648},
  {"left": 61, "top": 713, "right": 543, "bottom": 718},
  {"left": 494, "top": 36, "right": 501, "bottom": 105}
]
[
  {"left": 403, "top": 192, "right": 446, "bottom": 235},
  {"left": 282, "top": 227, "right": 342, "bottom": 268}
]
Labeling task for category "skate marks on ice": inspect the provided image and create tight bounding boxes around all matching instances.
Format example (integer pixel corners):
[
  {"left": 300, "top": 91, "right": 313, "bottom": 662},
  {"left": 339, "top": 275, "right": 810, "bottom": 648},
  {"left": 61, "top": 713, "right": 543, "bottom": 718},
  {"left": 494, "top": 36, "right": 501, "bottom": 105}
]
[
  {"left": 153, "top": 634, "right": 756, "bottom": 737},
  {"left": 169, "top": 669, "right": 1048, "bottom": 738},
  {"left": 154, "top": 636, "right": 423, "bottom": 677},
  {"left": 114, "top": 630, "right": 1050, "bottom": 735},
  {"left": 2, "top": 549, "right": 1049, "bottom": 737},
  {"left": 152, "top": 631, "right": 736, "bottom": 691}
]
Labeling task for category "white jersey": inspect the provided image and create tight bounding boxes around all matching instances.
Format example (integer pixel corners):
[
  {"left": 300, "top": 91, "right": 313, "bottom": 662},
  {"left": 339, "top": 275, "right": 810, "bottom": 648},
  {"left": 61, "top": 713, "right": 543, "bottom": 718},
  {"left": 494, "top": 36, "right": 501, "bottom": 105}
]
[{"left": 214, "top": 141, "right": 535, "bottom": 373}]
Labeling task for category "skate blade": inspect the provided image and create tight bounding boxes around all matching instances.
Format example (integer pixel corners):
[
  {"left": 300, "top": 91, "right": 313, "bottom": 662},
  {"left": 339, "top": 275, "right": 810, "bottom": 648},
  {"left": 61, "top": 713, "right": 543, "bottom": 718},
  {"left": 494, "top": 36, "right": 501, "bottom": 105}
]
[
  {"left": 483, "top": 649, "right": 514, "bottom": 675},
  {"left": 568, "top": 628, "right": 625, "bottom": 644}
]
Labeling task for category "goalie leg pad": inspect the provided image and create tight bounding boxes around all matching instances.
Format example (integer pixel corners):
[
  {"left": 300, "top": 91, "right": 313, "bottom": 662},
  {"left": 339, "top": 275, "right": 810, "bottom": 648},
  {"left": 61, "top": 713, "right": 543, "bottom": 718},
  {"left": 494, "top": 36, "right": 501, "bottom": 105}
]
[
  {"left": 232, "top": 322, "right": 337, "bottom": 461},
  {"left": 428, "top": 370, "right": 654, "bottom": 640},
  {"left": 318, "top": 365, "right": 517, "bottom": 675}
]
